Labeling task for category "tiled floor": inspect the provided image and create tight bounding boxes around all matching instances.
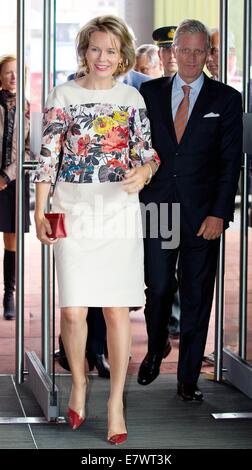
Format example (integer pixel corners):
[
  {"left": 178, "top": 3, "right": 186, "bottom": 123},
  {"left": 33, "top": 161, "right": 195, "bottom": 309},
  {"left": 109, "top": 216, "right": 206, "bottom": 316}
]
[{"left": 1, "top": 374, "right": 252, "bottom": 450}]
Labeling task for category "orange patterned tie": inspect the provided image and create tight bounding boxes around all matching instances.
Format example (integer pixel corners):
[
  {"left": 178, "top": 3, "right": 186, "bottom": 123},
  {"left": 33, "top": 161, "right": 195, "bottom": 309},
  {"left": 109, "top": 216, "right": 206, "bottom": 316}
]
[{"left": 174, "top": 85, "right": 191, "bottom": 143}]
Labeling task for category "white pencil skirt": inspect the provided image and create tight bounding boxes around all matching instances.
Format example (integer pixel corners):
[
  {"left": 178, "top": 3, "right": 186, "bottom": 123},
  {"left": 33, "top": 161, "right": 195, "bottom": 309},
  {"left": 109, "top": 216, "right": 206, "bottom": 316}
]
[{"left": 52, "top": 182, "right": 144, "bottom": 308}]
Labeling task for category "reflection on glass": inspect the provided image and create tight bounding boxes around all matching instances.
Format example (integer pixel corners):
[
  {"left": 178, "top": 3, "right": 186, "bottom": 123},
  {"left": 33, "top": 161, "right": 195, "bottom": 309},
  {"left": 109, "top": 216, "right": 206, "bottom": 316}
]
[
  {"left": 224, "top": 0, "right": 243, "bottom": 355},
  {"left": 227, "top": 0, "right": 243, "bottom": 93},
  {"left": 247, "top": 21, "right": 252, "bottom": 365}
]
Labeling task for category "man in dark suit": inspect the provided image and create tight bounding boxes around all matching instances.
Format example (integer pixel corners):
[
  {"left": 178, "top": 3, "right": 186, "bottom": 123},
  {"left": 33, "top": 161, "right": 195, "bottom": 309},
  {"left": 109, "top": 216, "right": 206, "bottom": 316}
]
[{"left": 137, "top": 19, "right": 243, "bottom": 401}]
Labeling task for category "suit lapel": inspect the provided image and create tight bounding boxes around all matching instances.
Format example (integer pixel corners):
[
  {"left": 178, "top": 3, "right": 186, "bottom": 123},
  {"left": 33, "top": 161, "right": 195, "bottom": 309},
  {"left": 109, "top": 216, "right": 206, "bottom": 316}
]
[
  {"left": 179, "top": 74, "right": 215, "bottom": 145},
  {"left": 159, "top": 77, "right": 178, "bottom": 144},
  {"left": 157, "top": 74, "right": 216, "bottom": 146}
]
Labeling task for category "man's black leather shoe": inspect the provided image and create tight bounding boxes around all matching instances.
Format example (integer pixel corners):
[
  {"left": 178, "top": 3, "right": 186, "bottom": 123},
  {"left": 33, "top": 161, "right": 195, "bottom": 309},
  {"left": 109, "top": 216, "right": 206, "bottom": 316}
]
[
  {"left": 56, "top": 335, "right": 110, "bottom": 378},
  {"left": 177, "top": 382, "right": 204, "bottom": 402},
  {"left": 86, "top": 351, "right": 110, "bottom": 378},
  {"left": 137, "top": 353, "right": 162, "bottom": 385}
]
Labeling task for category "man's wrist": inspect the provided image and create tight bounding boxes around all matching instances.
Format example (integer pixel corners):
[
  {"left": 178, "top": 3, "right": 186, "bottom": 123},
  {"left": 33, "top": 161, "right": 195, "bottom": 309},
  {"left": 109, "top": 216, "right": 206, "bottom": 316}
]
[{"left": 0, "top": 171, "right": 11, "bottom": 184}]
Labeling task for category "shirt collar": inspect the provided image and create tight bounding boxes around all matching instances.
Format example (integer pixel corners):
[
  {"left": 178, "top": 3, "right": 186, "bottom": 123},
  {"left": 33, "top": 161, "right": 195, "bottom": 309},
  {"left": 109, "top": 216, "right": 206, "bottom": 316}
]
[{"left": 174, "top": 72, "right": 204, "bottom": 92}]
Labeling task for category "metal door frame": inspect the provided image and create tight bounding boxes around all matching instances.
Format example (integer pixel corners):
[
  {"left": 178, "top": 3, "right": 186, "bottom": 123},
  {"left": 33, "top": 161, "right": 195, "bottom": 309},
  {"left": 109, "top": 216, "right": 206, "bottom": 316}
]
[
  {"left": 214, "top": 0, "right": 252, "bottom": 415},
  {"left": 15, "top": 0, "right": 62, "bottom": 422},
  {"left": 1, "top": 0, "right": 251, "bottom": 426}
]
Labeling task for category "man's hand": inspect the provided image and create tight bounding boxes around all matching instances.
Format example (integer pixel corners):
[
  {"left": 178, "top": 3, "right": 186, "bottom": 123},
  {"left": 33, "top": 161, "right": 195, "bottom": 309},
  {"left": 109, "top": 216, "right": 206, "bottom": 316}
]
[
  {"left": 197, "top": 216, "right": 224, "bottom": 240},
  {"left": 0, "top": 175, "right": 8, "bottom": 191}
]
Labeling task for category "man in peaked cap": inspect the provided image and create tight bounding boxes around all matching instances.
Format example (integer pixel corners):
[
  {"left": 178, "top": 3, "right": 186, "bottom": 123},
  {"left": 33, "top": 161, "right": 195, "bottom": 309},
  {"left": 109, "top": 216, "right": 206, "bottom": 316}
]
[
  {"left": 150, "top": 25, "right": 181, "bottom": 360},
  {"left": 152, "top": 25, "right": 178, "bottom": 77}
]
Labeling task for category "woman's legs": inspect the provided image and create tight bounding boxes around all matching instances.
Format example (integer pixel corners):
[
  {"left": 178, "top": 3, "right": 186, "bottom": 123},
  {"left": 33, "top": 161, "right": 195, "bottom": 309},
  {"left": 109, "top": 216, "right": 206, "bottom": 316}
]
[
  {"left": 3, "top": 233, "right": 16, "bottom": 320},
  {"left": 60, "top": 307, "right": 88, "bottom": 418},
  {"left": 103, "top": 307, "right": 131, "bottom": 439}
]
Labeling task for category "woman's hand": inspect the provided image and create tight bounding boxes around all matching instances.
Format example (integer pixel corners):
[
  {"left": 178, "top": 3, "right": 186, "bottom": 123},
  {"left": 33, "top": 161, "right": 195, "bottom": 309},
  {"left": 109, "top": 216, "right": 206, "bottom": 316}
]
[
  {"left": 122, "top": 166, "right": 150, "bottom": 194},
  {"left": 34, "top": 212, "right": 58, "bottom": 245},
  {"left": 0, "top": 176, "right": 8, "bottom": 191}
]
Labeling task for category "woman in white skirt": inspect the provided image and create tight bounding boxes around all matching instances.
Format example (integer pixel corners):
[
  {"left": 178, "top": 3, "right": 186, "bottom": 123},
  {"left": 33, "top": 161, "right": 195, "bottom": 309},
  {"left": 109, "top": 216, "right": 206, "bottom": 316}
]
[{"left": 34, "top": 15, "right": 160, "bottom": 444}]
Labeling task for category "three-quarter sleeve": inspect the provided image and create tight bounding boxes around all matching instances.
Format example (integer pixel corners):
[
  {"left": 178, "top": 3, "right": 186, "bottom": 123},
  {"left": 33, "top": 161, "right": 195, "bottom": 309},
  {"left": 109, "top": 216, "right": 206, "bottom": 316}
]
[
  {"left": 33, "top": 88, "right": 68, "bottom": 184},
  {"left": 129, "top": 93, "right": 160, "bottom": 169}
]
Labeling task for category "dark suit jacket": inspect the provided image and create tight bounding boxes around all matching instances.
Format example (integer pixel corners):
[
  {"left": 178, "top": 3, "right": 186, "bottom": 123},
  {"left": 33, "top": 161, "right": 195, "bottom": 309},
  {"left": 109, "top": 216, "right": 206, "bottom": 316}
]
[{"left": 140, "top": 73, "right": 243, "bottom": 231}]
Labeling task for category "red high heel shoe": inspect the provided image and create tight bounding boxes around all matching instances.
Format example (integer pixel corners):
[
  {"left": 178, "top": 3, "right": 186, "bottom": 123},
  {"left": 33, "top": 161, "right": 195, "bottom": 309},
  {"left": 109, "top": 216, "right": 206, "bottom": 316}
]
[
  {"left": 67, "top": 407, "right": 85, "bottom": 430},
  {"left": 108, "top": 433, "right": 128, "bottom": 445}
]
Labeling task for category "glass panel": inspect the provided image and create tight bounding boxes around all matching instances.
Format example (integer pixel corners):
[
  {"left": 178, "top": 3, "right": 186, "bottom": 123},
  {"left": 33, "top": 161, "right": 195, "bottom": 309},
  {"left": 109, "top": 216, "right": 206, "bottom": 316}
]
[
  {"left": 0, "top": 2, "right": 16, "bottom": 372},
  {"left": 0, "top": 0, "right": 38, "bottom": 373},
  {"left": 223, "top": 0, "right": 244, "bottom": 355},
  {"left": 226, "top": 1, "right": 243, "bottom": 93},
  {"left": 0, "top": 2, "right": 17, "bottom": 56},
  {"left": 25, "top": 0, "right": 44, "bottom": 369},
  {"left": 54, "top": 0, "right": 124, "bottom": 85},
  {"left": 247, "top": 15, "right": 252, "bottom": 364}
]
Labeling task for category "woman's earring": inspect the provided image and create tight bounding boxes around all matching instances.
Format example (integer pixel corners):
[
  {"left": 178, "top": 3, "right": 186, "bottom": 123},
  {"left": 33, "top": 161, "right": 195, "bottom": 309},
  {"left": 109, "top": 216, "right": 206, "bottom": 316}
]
[{"left": 117, "top": 61, "right": 126, "bottom": 74}]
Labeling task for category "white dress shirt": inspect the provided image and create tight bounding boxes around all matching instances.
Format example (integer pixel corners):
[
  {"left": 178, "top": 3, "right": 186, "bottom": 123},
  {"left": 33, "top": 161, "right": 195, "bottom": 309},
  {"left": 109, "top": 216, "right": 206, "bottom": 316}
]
[{"left": 172, "top": 73, "right": 204, "bottom": 121}]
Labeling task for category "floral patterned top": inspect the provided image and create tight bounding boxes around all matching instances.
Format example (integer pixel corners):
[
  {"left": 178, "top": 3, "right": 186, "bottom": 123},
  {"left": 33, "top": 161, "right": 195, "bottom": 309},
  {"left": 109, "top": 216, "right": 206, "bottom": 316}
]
[{"left": 34, "top": 80, "right": 160, "bottom": 184}]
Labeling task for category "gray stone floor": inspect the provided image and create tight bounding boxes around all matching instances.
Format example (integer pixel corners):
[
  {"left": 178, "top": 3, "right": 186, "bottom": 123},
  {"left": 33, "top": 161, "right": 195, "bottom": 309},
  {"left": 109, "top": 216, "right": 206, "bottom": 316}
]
[{"left": 0, "top": 374, "right": 252, "bottom": 449}]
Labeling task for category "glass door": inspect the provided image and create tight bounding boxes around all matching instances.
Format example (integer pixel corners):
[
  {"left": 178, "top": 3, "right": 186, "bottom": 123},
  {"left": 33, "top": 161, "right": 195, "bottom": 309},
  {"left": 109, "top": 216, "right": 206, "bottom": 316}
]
[{"left": 222, "top": 0, "right": 252, "bottom": 399}]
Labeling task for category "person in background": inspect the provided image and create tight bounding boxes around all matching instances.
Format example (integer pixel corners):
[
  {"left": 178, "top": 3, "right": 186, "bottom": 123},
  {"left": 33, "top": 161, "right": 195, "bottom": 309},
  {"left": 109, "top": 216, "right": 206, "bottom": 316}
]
[
  {"left": 121, "top": 68, "right": 150, "bottom": 90},
  {"left": 206, "top": 28, "right": 242, "bottom": 92},
  {"left": 0, "top": 54, "right": 30, "bottom": 320},
  {"left": 205, "top": 29, "right": 219, "bottom": 80},
  {"left": 34, "top": 15, "right": 160, "bottom": 443},
  {"left": 153, "top": 25, "right": 178, "bottom": 77},
  {"left": 152, "top": 25, "right": 181, "bottom": 341},
  {"left": 137, "top": 19, "right": 242, "bottom": 400},
  {"left": 135, "top": 44, "right": 163, "bottom": 77}
]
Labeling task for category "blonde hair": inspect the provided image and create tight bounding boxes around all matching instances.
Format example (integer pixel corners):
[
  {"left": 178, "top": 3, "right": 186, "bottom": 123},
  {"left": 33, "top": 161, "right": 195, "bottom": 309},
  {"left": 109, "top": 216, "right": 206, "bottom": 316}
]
[
  {"left": 76, "top": 15, "right": 135, "bottom": 77},
  {"left": 0, "top": 54, "right": 16, "bottom": 88}
]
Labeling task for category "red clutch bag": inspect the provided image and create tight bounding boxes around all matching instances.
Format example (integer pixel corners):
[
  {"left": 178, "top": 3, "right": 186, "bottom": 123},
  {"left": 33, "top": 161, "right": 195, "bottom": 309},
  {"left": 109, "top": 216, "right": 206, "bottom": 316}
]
[{"left": 44, "top": 213, "right": 67, "bottom": 239}]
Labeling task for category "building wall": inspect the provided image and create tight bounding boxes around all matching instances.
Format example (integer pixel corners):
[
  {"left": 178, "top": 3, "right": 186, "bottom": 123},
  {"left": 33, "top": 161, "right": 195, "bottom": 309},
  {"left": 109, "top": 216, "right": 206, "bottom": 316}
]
[
  {"left": 154, "top": 0, "right": 218, "bottom": 30},
  {"left": 124, "top": 0, "right": 154, "bottom": 46}
]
